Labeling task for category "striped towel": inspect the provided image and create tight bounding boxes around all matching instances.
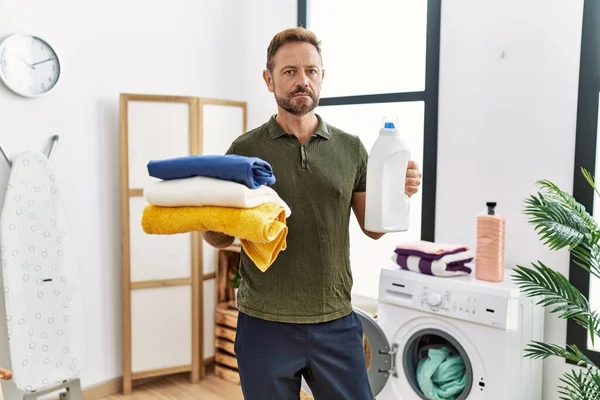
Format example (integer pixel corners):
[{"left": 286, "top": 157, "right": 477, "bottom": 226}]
[{"left": 392, "top": 247, "right": 473, "bottom": 277}]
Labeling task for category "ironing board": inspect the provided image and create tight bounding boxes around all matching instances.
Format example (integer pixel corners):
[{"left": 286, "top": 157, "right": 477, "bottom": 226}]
[{"left": 0, "top": 151, "right": 84, "bottom": 399}]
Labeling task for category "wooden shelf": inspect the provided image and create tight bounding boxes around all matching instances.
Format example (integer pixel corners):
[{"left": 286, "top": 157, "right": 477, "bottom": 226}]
[
  {"left": 214, "top": 246, "right": 241, "bottom": 386},
  {"left": 214, "top": 302, "right": 240, "bottom": 385}
]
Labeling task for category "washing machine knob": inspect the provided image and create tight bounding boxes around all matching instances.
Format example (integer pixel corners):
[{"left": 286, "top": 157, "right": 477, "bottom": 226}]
[{"left": 427, "top": 292, "right": 443, "bottom": 306}]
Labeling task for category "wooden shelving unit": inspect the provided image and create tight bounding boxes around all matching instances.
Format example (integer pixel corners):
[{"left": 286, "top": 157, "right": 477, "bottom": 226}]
[
  {"left": 214, "top": 245, "right": 241, "bottom": 385},
  {"left": 119, "top": 93, "right": 248, "bottom": 394}
]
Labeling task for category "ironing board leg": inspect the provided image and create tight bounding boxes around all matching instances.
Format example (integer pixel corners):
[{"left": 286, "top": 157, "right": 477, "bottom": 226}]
[
  {"left": 59, "top": 379, "right": 82, "bottom": 400},
  {"left": 22, "top": 379, "right": 82, "bottom": 400}
]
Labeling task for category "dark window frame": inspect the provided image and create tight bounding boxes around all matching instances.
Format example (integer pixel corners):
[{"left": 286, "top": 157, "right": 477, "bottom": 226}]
[
  {"left": 568, "top": 0, "right": 600, "bottom": 367},
  {"left": 297, "top": 0, "right": 441, "bottom": 241}
]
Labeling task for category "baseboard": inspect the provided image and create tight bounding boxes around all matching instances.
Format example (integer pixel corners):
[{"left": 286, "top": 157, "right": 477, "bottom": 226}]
[
  {"left": 82, "top": 357, "right": 216, "bottom": 399},
  {"left": 82, "top": 377, "right": 122, "bottom": 400}
]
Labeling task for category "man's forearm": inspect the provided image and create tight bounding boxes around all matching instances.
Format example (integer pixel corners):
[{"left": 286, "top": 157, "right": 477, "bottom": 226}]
[
  {"left": 351, "top": 192, "right": 386, "bottom": 240},
  {"left": 202, "top": 231, "right": 235, "bottom": 248}
]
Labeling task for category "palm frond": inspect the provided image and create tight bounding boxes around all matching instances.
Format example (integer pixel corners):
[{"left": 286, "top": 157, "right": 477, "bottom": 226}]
[
  {"left": 535, "top": 178, "right": 599, "bottom": 235},
  {"left": 524, "top": 341, "right": 597, "bottom": 367},
  {"left": 524, "top": 177, "right": 600, "bottom": 252},
  {"left": 524, "top": 196, "right": 587, "bottom": 251},
  {"left": 558, "top": 367, "right": 600, "bottom": 400},
  {"left": 582, "top": 167, "right": 600, "bottom": 201},
  {"left": 571, "top": 243, "right": 600, "bottom": 281},
  {"left": 512, "top": 263, "right": 600, "bottom": 345}
]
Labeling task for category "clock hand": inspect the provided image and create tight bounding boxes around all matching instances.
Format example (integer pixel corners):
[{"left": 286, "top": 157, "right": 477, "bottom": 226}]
[
  {"left": 8, "top": 52, "right": 33, "bottom": 68},
  {"left": 19, "top": 57, "right": 33, "bottom": 68},
  {"left": 32, "top": 57, "right": 54, "bottom": 66}
]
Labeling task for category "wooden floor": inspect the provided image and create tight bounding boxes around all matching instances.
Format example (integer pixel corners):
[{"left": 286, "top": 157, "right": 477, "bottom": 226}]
[{"left": 102, "top": 374, "right": 244, "bottom": 400}]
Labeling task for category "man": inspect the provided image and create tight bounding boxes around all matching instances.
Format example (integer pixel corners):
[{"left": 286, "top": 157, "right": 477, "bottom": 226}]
[{"left": 203, "top": 27, "right": 422, "bottom": 399}]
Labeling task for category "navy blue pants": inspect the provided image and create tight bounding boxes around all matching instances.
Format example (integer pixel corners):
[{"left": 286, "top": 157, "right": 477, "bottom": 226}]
[{"left": 234, "top": 311, "right": 373, "bottom": 400}]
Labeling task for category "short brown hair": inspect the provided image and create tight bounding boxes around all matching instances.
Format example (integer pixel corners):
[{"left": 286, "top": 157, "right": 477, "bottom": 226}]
[{"left": 266, "top": 27, "right": 322, "bottom": 72}]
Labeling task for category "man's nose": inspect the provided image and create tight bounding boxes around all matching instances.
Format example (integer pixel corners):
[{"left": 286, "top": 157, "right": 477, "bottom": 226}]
[{"left": 295, "top": 72, "right": 310, "bottom": 86}]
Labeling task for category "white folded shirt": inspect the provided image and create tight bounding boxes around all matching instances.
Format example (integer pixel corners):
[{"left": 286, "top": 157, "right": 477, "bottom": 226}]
[{"left": 143, "top": 176, "right": 291, "bottom": 218}]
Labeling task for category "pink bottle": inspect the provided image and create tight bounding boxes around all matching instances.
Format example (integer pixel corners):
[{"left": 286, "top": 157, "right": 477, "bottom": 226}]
[{"left": 475, "top": 202, "right": 506, "bottom": 282}]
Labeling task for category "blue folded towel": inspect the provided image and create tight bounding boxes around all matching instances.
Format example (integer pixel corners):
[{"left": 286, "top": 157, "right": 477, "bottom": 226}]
[{"left": 147, "top": 154, "right": 276, "bottom": 189}]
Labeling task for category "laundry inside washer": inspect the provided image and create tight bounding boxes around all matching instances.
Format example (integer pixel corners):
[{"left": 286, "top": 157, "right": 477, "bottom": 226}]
[{"left": 403, "top": 329, "right": 472, "bottom": 400}]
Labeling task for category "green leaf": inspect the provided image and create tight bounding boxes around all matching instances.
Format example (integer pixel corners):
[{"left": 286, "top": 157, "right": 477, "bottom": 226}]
[
  {"left": 571, "top": 244, "right": 600, "bottom": 281},
  {"left": 582, "top": 167, "right": 600, "bottom": 201},
  {"left": 522, "top": 342, "right": 595, "bottom": 367},
  {"left": 557, "top": 367, "right": 600, "bottom": 400},
  {"left": 535, "top": 178, "right": 598, "bottom": 233},
  {"left": 521, "top": 341, "right": 600, "bottom": 400},
  {"left": 512, "top": 264, "right": 600, "bottom": 345},
  {"left": 523, "top": 178, "right": 599, "bottom": 253}
]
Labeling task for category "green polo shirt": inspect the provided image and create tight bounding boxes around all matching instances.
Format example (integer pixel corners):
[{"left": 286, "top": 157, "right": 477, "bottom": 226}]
[{"left": 226, "top": 114, "right": 368, "bottom": 323}]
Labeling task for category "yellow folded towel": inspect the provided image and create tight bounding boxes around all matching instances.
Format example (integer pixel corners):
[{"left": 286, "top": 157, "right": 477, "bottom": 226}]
[{"left": 141, "top": 202, "right": 287, "bottom": 272}]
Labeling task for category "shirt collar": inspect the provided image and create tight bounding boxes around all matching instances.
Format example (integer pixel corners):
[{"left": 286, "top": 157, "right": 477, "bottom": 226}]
[{"left": 267, "top": 114, "right": 330, "bottom": 140}]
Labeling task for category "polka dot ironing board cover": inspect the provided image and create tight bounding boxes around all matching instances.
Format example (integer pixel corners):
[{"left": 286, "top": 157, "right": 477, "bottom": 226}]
[{"left": 0, "top": 151, "right": 85, "bottom": 392}]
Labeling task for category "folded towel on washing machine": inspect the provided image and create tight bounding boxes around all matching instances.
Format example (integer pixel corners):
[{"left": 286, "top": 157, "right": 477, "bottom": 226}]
[
  {"left": 395, "top": 240, "right": 470, "bottom": 260},
  {"left": 417, "top": 346, "right": 467, "bottom": 400},
  {"left": 391, "top": 249, "right": 473, "bottom": 277}
]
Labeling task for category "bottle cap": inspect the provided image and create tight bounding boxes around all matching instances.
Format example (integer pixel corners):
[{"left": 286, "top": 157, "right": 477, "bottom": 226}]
[{"left": 382, "top": 116, "right": 398, "bottom": 130}]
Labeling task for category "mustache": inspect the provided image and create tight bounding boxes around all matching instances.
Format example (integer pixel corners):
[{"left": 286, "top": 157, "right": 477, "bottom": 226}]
[{"left": 290, "top": 88, "right": 314, "bottom": 97}]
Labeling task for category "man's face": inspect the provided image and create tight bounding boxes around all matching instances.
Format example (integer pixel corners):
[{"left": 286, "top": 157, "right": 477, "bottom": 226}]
[{"left": 264, "top": 42, "right": 324, "bottom": 116}]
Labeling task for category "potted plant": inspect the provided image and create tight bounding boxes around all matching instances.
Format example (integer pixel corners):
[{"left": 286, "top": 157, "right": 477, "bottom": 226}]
[
  {"left": 231, "top": 267, "right": 241, "bottom": 305},
  {"left": 512, "top": 168, "right": 600, "bottom": 399}
]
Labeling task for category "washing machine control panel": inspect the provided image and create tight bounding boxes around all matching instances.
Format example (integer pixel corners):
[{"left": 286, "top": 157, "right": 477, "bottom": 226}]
[
  {"left": 421, "top": 289, "right": 477, "bottom": 313},
  {"left": 417, "top": 286, "right": 513, "bottom": 328},
  {"left": 379, "top": 268, "right": 519, "bottom": 329}
]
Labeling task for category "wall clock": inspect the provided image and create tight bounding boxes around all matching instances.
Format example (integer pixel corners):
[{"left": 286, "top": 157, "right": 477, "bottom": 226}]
[{"left": 0, "top": 33, "right": 61, "bottom": 98}]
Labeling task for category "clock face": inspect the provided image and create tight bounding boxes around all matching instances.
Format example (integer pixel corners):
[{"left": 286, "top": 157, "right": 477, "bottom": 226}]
[{"left": 0, "top": 33, "right": 60, "bottom": 97}]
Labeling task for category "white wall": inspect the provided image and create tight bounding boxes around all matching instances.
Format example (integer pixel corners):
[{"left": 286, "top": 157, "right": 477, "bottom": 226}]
[
  {"left": 238, "top": 0, "right": 298, "bottom": 130},
  {"left": 0, "top": 0, "right": 245, "bottom": 397},
  {"left": 0, "top": 0, "right": 588, "bottom": 398},
  {"left": 436, "top": 1, "right": 584, "bottom": 399}
]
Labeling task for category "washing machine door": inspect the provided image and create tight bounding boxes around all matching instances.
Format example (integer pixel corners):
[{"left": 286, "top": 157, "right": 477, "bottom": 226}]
[
  {"left": 353, "top": 307, "right": 393, "bottom": 398},
  {"left": 300, "top": 307, "right": 393, "bottom": 398}
]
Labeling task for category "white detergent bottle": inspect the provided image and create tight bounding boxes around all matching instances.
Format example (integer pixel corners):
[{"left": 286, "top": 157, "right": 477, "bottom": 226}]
[{"left": 364, "top": 116, "right": 411, "bottom": 232}]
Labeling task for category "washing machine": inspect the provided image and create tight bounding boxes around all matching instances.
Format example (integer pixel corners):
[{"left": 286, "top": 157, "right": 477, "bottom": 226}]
[{"left": 353, "top": 265, "right": 545, "bottom": 399}]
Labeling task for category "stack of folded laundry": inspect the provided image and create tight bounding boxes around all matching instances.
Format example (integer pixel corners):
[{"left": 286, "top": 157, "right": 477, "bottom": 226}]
[
  {"left": 391, "top": 240, "right": 473, "bottom": 277},
  {"left": 140, "top": 154, "right": 291, "bottom": 272}
]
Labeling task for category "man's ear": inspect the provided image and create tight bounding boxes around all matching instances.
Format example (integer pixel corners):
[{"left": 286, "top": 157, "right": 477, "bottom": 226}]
[{"left": 263, "top": 70, "right": 274, "bottom": 93}]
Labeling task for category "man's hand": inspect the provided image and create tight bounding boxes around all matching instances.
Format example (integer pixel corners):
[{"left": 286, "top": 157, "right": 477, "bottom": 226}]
[
  {"left": 202, "top": 231, "right": 235, "bottom": 249},
  {"left": 405, "top": 160, "right": 422, "bottom": 197}
]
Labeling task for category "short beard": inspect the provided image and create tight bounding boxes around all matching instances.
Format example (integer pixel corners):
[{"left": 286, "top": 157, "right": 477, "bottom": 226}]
[{"left": 274, "top": 86, "right": 319, "bottom": 116}]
